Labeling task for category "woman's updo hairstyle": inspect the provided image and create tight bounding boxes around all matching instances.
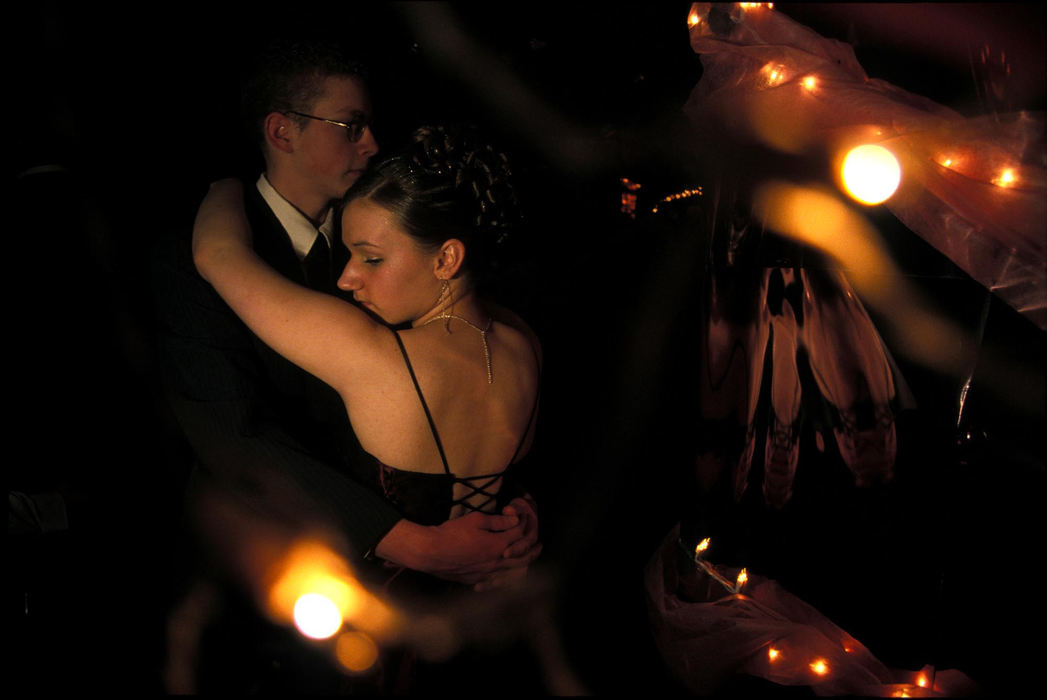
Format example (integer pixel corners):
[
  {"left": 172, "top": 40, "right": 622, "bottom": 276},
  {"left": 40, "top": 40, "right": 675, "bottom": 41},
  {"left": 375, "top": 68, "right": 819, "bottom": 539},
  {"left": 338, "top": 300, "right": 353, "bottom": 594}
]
[{"left": 345, "top": 124, "right": 521, "bottom": 290}]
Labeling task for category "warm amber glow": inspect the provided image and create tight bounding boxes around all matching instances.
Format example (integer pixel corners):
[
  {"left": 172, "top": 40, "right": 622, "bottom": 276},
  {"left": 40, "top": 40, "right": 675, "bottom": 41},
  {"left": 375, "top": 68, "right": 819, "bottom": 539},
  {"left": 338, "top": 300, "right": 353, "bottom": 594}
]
[
  {"left": 915, "top": 672, "right": 930, "bottom": 688},
  {"left": 809, "top": 658, "right": 830, "bottom": 676},
  {"left": 695, "top": 537, "right": 711, "bottom": 555},
  {"left": 768, "top": 646, "right": 781, "bottom": 662},
  {"left": 761, "top": 63, "right": 787, "bottom": 87},
  {"left": 335, "top": 631, "right": 380, "bottom": 672},
  {"left": 688, "top": 9, "right": 701, "bottom": 27},
  {"left": 754, "top": 182, "right": 976, "bottom": 376},
  {"left": 740, "top": 2, "right": 774, "bottom": 8},
  {"left": 841, "top": 144, "right": 901, "bottom": 204},
  {"left": 265, "top": 539, "right": 401, "bottom": 640},
  {"left": 294, "top": 592, "right": 343, "bottom": 639},
  {"left": 802, "top": 75, "right": 818, "bottom": 91},
  {"left": 893, "top": 689, "right": 912, "bottom": 698},
  {"left": 993, "top": 167, "right": 1017, "bottom": 187},
  {"left": 736, "top": 568, "right": 748, "bottom": 588}
]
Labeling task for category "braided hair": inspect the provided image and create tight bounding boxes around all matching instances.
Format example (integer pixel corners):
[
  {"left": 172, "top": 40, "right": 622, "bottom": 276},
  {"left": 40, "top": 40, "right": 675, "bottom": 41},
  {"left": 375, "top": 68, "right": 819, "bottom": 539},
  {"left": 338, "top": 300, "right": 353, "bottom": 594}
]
[{"left": 344, "top": 124, "right": 522, "bottom": 290}]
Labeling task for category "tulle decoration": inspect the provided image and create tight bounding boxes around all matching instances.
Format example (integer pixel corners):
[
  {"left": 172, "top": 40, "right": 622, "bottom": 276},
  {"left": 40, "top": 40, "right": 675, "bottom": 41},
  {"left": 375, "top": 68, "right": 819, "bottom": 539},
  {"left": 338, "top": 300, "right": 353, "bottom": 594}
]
[
  {"left": 684, "top": 3, "right": 1046, "bottom": 330},
  {"left": 645, "top": 525, "right": 980, "bottom": 696}
]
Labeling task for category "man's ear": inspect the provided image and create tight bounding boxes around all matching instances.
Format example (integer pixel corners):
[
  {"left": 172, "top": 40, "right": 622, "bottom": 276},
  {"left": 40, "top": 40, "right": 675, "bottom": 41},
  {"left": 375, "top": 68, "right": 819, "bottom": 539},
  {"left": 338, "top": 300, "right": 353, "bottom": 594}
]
[
  {"left": 434, "top": 239, "right": 466, "bottom": 280},
  {"left": 263, "top": 112, "right": 295, "bottom": 155}
]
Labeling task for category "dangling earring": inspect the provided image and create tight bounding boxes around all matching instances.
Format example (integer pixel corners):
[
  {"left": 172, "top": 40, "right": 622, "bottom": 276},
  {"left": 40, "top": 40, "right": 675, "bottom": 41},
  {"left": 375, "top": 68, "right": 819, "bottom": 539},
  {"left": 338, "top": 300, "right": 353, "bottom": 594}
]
[{"left": 428, "top": 279, "right": 451, "bottom": 316}]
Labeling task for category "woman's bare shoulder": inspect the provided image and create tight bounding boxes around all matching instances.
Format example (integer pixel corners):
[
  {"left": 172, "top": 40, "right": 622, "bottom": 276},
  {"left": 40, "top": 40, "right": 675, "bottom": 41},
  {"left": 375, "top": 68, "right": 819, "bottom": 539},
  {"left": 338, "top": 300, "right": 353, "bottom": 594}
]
[{"left": 486, "top": 302, "right": 542, "bottom": 368}]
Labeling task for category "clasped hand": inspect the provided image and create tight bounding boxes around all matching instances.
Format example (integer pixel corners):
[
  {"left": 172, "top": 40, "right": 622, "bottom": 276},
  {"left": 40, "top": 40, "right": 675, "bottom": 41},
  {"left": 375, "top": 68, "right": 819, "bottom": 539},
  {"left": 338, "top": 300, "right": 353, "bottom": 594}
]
[{"left": 377, "top": 496, "right": 541, "bottom": 591}]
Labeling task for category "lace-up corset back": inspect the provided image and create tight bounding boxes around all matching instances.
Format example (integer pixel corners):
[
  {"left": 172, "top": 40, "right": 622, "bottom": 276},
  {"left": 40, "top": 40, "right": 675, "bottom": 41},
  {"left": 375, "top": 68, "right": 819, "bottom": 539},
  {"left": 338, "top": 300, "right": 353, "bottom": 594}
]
[{"left": 369, "top": 330, "right": 536, "bottom": 526}]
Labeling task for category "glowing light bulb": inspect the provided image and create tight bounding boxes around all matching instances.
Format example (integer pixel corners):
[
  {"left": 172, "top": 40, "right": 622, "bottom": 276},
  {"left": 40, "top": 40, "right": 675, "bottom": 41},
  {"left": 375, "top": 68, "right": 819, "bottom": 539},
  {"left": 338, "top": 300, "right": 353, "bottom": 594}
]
[
  {"left": 762, "top": 63, "right": 787, "bottom": 87},
  {"left": 993, "top": 167, "right": 1017, "bottom": 187},
  {"left": 841, "top": 144, "right": 901, "bottom": 204},
  {"left": 809, "top": 658, "right": 830, "bottom": 676},
  {"left": 294, "top": 592, "right": 343, "bottom": 640}
]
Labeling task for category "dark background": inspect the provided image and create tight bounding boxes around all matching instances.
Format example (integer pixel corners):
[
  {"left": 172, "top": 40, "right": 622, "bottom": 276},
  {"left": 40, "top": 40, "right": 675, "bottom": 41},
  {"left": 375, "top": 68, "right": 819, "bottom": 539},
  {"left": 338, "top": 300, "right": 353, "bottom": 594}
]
[{"left": 9, "top": 3, "right": 1045, "bottom": 695}]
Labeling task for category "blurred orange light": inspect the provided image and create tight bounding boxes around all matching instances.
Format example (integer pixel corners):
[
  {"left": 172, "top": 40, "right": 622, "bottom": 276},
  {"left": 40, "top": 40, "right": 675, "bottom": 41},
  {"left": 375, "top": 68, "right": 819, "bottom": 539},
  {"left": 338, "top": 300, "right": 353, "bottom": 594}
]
[
  {"left": 762, "top": 63, "right": 787, "bottom": 87},
  {"left": 695, "top": 537, "right": 711, "bottom": 555},
  {"left": 768, "top": 647, "right": 781, "bottom": 662},
  {"left": 993, "top": 167, "right": 1017, "bottom": 187},
  {"left": 810, "top": 658, "right": 830, "bottom": 676},
  {"left": 916, "top": 672, "right": 929, "bottom": 688},
  {"left": 335, "top": 631, "right": 380, "bottom": 673},
  {"left": 688, "top": 9, "right": 701, "bottom": 27},
  {"left": 802, "top": 75, "right": 818, "bottom": 91},
  {"left": 736, "top": 568, "right": 749, "bottom": 588}
]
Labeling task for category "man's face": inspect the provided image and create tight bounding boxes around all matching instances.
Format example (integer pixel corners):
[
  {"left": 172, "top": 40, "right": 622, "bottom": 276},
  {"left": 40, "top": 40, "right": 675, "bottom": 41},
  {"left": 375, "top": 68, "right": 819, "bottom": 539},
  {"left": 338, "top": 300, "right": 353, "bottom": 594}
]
[{"left": 290, "top": 75, "right": 379, "bottom": 203}]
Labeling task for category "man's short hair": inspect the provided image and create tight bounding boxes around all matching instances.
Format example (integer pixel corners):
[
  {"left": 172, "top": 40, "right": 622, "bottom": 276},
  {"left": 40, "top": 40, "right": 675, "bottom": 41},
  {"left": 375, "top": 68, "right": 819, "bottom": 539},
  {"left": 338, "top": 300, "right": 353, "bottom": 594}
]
[{"left": 240, "top": 38, "right": 368, "bottom": 153}]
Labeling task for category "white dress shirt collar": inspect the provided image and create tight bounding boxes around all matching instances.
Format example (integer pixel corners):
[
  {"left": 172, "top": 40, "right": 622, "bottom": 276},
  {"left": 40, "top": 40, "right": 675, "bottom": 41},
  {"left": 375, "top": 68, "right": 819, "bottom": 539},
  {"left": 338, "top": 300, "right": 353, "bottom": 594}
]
[{"left": 255, "top": 174, "right": 335, "bottom": 261}]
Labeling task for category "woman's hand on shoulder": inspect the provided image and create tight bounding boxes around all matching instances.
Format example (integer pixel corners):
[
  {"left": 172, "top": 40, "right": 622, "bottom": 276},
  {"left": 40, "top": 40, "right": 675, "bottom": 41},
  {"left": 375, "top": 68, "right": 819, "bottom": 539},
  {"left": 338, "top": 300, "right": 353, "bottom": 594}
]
[{"left": 192, "top": 178, "right": 251, "bottom": 280}]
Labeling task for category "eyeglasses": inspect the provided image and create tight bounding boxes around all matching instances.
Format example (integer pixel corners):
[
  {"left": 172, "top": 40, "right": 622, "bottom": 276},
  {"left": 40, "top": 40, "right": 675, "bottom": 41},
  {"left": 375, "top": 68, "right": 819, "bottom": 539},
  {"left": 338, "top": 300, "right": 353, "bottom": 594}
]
[{"left": 287, "top": 110, "right": 371, "bottom": 142}]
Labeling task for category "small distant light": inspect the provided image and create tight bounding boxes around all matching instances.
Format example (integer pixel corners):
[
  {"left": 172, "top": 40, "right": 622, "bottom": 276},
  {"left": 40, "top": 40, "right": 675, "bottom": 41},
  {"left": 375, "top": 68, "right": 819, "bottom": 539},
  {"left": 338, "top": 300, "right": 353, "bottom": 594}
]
[
  {"left": 762, "top": 63, "right": 787, "bottom": 87},
  {"left": 809, "top": 658, "right": 830, "bottom": 676},
  {"left": 688, "top": 9, "right": 702, "bottom": 27},
  {"left": 993, "top": 167, "right": 1017, "bottom": 187},
  {"left": 802, "top": 75, "right": 818, "bottom": 91},
  {"left": 768, "top": 647, "right": 781, "bottom": 662}
]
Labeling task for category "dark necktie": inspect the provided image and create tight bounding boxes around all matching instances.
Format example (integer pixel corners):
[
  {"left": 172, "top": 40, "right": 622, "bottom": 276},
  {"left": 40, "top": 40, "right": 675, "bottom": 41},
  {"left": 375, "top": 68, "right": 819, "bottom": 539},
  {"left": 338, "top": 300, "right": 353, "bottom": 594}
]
[{"left": 303, "top": 233, "right": 331, "bottom": 289}]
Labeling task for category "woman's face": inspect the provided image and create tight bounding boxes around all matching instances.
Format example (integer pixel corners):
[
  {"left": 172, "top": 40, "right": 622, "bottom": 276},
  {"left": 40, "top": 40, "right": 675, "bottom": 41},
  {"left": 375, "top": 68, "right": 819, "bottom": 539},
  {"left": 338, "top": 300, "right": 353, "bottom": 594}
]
[{"left": 337, "top": 198, "right": 441, "bottom": 325}]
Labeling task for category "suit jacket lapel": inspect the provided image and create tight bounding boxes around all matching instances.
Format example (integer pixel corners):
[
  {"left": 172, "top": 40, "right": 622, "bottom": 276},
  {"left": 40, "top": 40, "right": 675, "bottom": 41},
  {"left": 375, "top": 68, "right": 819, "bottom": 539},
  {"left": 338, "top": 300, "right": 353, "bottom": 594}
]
[{"left": 243, "top": 180, "right": 306, "bottom": 285}]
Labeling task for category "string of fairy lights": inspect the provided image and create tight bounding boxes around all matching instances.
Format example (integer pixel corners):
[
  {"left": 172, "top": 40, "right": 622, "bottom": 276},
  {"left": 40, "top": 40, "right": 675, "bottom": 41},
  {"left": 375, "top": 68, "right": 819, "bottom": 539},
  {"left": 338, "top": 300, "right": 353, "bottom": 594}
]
[{"left": 682, "top": 535, "right": 939, "bottom": 695}]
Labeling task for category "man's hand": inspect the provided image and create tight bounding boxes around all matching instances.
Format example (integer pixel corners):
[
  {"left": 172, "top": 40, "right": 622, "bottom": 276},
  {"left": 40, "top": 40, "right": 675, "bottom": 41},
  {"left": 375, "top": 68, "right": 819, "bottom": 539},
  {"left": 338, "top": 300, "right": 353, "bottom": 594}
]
[
  {"left": 472, "top": 495, "right": 541, "bottom": 591},
  {"left": 374, "top": 498, "right": 542, "bottom": 587}
]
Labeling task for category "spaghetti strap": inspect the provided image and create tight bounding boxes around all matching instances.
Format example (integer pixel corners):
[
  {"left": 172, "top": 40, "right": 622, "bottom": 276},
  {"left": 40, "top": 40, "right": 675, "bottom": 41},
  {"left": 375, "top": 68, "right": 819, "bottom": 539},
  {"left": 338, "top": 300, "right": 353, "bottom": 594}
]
[
  {"left": 389, "top": 328, "right": 540, "bottom": 514},
  {"left": 392, "top": 330, "right": 452, "bottom": 475}
]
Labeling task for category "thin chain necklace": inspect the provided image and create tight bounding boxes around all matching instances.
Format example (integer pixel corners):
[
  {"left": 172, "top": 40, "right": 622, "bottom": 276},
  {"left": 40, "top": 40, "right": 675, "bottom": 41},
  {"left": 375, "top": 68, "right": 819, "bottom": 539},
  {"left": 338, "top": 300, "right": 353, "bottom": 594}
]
[{"left": 419, "top": 312, "right": 494, "bottom": 384}]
